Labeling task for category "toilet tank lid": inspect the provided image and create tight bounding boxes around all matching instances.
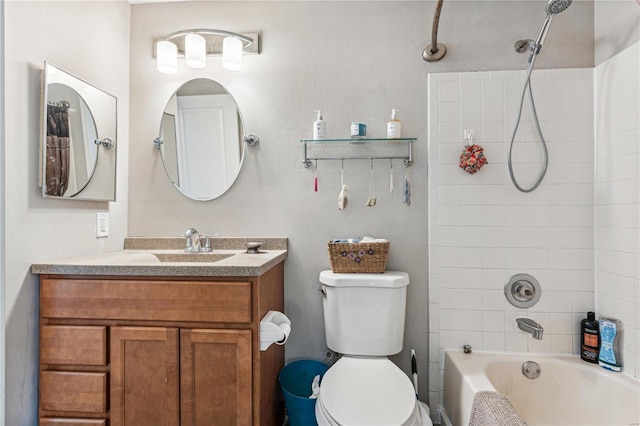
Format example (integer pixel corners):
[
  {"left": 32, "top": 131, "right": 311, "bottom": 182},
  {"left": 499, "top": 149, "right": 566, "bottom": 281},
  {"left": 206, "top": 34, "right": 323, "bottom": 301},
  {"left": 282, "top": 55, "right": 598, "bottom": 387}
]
[{"left": 319, "top": 270, "right": 409, "bottom": 288}]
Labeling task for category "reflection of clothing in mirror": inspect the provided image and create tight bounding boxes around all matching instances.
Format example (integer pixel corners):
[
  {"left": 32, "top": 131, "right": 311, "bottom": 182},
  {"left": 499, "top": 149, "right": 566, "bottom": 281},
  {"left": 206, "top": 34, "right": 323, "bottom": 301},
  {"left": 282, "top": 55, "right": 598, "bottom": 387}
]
[{"left": 46, "top": 103, "right": 70, "bottom": 196}]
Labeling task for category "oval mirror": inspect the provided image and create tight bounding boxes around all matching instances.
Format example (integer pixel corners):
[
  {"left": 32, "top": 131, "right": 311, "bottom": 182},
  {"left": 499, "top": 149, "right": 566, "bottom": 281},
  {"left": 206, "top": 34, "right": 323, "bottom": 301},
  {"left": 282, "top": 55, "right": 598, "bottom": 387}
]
[
  {"left": 45, "top": 83, "right": 99, "bottom": 197},
  {"left": 157, "top": 78, "right": 245, "bottom": 201}
]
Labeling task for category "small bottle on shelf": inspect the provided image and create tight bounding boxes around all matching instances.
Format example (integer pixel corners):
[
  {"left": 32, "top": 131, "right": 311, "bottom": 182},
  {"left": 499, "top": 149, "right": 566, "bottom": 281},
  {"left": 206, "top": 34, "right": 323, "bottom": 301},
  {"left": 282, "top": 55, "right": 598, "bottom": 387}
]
[
  {"left": 313, "top": 110, "right": 326, "bottom": 140},
  {"left": 387, "top": 109, "right": 402, "bottom": 138}
]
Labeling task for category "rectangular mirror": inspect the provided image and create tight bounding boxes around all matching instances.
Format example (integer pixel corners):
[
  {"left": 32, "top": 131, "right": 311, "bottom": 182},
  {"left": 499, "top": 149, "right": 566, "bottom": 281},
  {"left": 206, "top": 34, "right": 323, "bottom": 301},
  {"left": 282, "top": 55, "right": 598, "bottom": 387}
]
[{"left": 40, "top": 62, "right": 117, "bottom": 201}]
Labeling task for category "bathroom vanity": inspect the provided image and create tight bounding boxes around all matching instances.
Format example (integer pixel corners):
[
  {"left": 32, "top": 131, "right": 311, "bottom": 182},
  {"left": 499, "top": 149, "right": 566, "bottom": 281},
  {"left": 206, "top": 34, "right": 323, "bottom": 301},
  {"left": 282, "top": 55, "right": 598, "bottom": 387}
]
[{"left": 32, "top": 238, "right": 287, "bottom": 426}]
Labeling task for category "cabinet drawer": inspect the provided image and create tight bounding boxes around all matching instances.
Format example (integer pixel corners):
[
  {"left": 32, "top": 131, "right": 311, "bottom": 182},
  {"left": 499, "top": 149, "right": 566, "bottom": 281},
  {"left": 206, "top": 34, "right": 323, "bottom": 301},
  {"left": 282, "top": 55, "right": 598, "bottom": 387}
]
[
  {"left": 41, "top": 278, "right": 252, "bottom": 323},
  {"left": 40, "top": 372, "right": 107, "bottom": 413},
  {"left": 41, "top": 326, "right": 107, "bottom": 366},
  {"left": 40, "top": 419, "right": 107, "bottom": 426}
]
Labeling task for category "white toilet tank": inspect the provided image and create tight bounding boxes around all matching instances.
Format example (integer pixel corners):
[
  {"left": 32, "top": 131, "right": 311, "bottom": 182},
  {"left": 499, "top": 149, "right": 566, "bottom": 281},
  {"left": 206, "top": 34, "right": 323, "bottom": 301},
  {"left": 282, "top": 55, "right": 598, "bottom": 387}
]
[{"left": 319, "top": 270, "right": 409, "bottom": 356}]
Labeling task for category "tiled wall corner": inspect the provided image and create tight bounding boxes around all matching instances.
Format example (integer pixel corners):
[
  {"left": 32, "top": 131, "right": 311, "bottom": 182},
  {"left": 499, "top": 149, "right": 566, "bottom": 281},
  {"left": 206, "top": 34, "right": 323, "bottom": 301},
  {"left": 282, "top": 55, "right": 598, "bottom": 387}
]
[{"left": 594, "top": 40, "right": 640, "bottom": 380}]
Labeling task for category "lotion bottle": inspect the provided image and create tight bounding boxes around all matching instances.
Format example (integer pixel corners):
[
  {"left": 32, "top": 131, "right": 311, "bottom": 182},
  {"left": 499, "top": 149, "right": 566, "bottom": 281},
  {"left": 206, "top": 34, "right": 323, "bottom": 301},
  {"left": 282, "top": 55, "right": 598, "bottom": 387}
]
[
  {"left": 598, "top": 317, "right": 622, "bottom": 372},
  {"left": 313, "top": 110, "right": 326, "bottom": 140},
  {"left": 580, "top": 311, "right": 600, "bottom": 363},
  {"left": 387, "top": 109, "right": 402, "bottom": 138}
]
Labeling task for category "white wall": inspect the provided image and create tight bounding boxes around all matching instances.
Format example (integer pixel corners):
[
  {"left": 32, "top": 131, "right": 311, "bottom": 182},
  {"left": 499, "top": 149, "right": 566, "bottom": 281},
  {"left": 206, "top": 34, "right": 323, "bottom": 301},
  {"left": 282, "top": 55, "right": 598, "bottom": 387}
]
[
  {"left": 594, "top": 41, "right": 640, "bottom": 379},
  {"left": 594, "top": 0, "right": 640, "bottom": 64},
  {"left": 423, "top": 0, "right": 594, "bottom": 72},
  {"left": 3, "top": 2, "right": 130, "bottom": 424},
  {"left": 0, "top": 0, "right": 5, "bottom": 423},
  {"left": 427, "top": 68, "right": 595, "bottom": 416}
]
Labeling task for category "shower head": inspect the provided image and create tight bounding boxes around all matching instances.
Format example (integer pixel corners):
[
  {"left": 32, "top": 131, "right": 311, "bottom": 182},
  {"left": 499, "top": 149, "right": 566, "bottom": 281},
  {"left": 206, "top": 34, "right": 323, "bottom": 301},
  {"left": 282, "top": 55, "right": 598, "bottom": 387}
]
[
  {"left": 546, "top": 0, "right": 572, "bottom": 16},
  {"left": 532, "top": 0, "right": 572, "bottom": 54}
]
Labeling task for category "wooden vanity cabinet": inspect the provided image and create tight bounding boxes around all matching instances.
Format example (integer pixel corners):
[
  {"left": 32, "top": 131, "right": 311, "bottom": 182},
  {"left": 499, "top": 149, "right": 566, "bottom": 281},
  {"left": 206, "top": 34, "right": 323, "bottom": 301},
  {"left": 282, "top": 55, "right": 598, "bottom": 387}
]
[{"left": 38, "top": 262, "right": 285, "bottom": 426}]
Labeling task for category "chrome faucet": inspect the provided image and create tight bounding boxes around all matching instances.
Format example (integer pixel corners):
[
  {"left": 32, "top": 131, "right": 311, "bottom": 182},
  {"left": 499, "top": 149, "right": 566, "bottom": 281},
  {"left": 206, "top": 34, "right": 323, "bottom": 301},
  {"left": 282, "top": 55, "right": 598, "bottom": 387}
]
[
  {"left": 515, "top": 317, "right": 544, "bottom": 340},
  {"left": 184, "top": 228, "right": 201, "bottom": 252}
]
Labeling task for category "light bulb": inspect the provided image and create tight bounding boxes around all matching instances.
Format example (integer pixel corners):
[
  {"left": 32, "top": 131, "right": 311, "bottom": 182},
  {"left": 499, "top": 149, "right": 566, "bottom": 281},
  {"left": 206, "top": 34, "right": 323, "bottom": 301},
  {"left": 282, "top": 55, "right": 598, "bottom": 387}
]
[
  {"left": 223, "top": 36, "right": 243, "bottom": 71},
  {"left": 156, "top": 40, "right": 177, "bottom": 74},
  {"left": 185, "top": 33, "right": 206, "bottom": 69}
]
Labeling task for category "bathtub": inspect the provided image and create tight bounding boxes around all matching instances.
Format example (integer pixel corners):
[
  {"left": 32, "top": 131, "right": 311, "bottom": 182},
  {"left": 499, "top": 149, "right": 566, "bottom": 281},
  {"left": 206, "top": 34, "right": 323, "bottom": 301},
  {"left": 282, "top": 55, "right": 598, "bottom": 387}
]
[{"left": 442, "top": 349, "right": 640, "bottom": 426}]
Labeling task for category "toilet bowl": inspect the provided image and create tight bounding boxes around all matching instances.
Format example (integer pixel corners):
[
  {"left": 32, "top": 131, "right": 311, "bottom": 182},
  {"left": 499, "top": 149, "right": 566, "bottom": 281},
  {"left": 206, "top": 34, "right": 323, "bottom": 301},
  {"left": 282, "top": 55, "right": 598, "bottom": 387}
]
[
  {"left": 317, "top": 270, "right": 434, "bottom": 426},
  {"left": 315, "top": 357, "right": 432, "bottom": 426}
]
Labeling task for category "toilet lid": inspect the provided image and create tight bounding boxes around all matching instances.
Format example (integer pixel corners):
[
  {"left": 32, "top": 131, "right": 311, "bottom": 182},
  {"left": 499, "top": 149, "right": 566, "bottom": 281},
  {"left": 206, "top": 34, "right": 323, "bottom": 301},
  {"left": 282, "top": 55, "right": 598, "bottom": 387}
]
[{"left": 319, "top": 357, "right": 417, "bottom": 425}]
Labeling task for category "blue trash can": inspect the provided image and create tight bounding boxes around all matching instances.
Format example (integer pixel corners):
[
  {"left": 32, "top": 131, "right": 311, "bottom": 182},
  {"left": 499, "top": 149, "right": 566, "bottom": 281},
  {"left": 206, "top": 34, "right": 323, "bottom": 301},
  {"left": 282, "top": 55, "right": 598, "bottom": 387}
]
[{"left": 279, "top": 359, "right": 329, "bottom": 426}]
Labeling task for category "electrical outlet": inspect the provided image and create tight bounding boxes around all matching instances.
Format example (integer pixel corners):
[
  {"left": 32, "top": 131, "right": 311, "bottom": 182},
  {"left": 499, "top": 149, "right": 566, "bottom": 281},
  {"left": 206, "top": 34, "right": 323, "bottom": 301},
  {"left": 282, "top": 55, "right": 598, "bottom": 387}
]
[
  {"left": 322, "top": 349, "right": 339, "bottom": 365},
  {"left": 96, "top": 212, "right": 109, "bottom": 238}
]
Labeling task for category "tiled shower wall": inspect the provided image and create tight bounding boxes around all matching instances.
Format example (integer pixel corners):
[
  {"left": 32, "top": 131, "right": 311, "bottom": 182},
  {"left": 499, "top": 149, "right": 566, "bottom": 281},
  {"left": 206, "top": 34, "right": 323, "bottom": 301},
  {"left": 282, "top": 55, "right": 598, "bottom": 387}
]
[
  {"left": 594, "top": 41, "right": 640, "bottom": 379},
  {"left": 427, "top": 68, "right": 595, "bottom": 415}
]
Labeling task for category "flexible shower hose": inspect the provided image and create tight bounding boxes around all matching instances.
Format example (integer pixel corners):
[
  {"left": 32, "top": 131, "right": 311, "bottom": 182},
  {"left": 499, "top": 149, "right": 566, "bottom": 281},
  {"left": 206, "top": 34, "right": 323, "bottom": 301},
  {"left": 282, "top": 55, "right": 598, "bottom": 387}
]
[{"left": 507, "top": 52, "right": 549, "bottom": 193}]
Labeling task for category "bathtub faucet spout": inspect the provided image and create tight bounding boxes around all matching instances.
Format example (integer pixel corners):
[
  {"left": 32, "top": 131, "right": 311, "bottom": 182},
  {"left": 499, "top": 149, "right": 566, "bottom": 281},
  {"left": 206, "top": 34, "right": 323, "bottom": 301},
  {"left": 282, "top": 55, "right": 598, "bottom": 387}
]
[{"left": 515, "top": 317, "right": 544, "bottom": 340}]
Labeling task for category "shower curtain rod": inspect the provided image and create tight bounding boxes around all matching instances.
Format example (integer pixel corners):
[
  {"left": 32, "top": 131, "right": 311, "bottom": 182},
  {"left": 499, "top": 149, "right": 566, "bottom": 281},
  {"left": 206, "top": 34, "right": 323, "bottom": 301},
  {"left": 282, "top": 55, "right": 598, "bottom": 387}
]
[
  {"left": 423, "top": 0, "right": 447, "bottom": 62},
  {"left": 47, "top": 100, "right": 71, "bottom": 108}
]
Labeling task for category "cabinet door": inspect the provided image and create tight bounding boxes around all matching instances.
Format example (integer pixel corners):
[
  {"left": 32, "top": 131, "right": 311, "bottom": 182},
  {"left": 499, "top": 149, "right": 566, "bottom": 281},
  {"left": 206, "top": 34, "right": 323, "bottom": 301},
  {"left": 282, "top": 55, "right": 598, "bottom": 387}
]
[
  {"left": 181, "top": 329, "right": 252, "bottom": 426},
  {"left": 110, "top": 327, "right": 179, "bottom": 426}
]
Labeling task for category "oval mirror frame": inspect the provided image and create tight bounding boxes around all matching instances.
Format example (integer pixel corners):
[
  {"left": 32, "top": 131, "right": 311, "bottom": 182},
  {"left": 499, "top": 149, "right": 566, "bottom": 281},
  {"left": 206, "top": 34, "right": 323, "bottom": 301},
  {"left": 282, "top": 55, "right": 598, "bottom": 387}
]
[{"left": 157, "top": 78, "right": 246, "bottom": 201}]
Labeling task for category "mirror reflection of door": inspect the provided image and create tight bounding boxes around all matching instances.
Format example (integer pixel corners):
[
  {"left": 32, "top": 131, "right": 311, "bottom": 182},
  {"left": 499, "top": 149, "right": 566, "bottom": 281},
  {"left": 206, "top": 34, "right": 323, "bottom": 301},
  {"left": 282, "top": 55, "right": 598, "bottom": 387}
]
[{"left": 176, "top": 94, "right": 240, "bottom": 200}]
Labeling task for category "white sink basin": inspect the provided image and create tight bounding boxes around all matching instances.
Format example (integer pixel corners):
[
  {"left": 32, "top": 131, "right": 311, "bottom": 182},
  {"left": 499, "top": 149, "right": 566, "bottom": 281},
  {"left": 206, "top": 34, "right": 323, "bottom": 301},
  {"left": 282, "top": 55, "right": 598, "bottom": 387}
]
[{"left": 151, "top": 252, "right": 235, "bottom": 263}]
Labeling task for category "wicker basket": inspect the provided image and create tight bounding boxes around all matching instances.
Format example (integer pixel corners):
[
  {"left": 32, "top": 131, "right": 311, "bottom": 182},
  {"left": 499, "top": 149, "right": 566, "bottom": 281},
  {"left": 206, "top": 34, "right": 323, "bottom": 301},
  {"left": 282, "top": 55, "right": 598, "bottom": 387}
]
[{"left": 327, "top": 241, "right": 390, "bottom": 273}]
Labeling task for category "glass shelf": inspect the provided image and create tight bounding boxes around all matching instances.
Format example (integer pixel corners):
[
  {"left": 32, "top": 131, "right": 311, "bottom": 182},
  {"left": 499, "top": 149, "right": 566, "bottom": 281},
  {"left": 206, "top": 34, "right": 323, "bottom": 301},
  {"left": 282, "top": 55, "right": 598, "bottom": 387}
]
[
  {"left": 300, "top": 137, "right": 417, "bottom": 143},
  {"left": 300, "top": 137, "right": 416, "bottom": 167}
]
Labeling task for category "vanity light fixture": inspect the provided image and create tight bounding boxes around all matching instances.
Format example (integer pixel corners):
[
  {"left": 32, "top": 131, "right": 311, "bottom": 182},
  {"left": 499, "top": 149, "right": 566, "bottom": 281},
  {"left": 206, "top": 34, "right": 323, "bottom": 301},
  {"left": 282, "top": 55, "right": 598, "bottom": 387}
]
[{"left": 155, "top": 29, "right": 259, "bottom": 73}]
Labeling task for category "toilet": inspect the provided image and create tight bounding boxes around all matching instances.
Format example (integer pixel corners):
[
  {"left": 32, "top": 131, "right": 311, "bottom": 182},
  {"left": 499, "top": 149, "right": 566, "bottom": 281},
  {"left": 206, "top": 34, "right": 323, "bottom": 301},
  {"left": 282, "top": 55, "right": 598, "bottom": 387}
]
[{"left": 315, "top": 270, "right": 433, "bottom": 426}]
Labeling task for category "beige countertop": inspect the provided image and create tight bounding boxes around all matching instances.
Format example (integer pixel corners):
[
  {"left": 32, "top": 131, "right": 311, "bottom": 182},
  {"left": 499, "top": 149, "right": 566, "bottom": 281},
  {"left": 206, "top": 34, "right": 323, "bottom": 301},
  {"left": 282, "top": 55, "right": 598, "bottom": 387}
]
[{"left": 31, "top": 237, "right": 288, "bottom": 277}]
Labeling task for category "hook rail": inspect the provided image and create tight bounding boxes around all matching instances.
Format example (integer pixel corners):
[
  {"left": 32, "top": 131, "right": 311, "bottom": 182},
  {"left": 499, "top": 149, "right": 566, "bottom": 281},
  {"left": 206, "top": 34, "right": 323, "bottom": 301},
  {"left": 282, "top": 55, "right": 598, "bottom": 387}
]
[{"left": 301, "top": 138, "right": 414, "bottom": 168}]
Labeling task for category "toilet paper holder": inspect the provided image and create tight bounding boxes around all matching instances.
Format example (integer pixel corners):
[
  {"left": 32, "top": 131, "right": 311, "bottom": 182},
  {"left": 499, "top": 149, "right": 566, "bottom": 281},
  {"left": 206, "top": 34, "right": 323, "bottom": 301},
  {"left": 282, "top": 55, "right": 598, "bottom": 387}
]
[{"left": 260, "top": 310, "right": 291, "bottom": 351}]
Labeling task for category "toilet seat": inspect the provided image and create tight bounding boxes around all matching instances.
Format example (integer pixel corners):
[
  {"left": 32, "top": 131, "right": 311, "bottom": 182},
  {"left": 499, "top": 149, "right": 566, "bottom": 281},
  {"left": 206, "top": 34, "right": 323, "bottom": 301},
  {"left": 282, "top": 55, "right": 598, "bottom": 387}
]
[{"left": 316, "top": 356, "right": 424, "bottom": 426}]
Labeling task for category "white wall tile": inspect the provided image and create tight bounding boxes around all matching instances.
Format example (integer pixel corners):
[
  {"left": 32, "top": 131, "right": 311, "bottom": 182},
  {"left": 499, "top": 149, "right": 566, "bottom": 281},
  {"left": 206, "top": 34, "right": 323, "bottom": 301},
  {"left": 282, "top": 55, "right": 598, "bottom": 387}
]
[
  {"left": 438, "top": 81, "right": 460, "bottom": 102},
  {"left": 483, "top": 332, "right": 506, "bottom": 351},
  {"left": 439, "top": 102, "right": 460, "bottom": 123}
]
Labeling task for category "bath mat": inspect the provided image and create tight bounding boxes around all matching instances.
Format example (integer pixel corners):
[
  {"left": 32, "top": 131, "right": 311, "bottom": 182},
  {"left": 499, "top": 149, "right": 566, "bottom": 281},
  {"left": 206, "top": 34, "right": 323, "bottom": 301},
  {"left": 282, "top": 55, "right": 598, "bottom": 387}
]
[{"left": 469, "top": 390, "right": 527, "bottom": 426}]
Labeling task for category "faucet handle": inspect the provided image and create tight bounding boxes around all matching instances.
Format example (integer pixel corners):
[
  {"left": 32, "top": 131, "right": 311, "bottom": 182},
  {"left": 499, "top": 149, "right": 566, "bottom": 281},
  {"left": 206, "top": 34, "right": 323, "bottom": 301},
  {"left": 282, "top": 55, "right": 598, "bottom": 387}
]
[{"left": 200, "top": 236, "right": 212, "bottom": 252}]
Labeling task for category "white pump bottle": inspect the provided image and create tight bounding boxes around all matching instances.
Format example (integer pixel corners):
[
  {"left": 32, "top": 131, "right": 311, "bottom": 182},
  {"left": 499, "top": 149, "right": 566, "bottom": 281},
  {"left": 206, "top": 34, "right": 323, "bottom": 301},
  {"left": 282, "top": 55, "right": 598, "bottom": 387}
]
[{"left": 313, "top": 110, "right": 326, "bottom": 140}]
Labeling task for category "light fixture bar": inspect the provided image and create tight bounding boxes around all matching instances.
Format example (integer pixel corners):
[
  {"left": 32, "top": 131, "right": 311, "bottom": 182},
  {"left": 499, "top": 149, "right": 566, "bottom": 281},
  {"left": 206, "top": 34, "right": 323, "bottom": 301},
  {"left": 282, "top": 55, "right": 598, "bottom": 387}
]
[
  {"left": 167, "top": 29, "right": 254, "bottom": 47},
  {"left": 156, "top": 30, "right": 260, "bottom": 58}
]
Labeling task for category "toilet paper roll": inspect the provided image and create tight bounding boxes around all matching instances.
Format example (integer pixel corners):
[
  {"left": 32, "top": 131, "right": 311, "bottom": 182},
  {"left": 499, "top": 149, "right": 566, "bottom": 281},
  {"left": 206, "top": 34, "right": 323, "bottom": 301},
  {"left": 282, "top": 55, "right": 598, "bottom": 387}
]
[
  {"left": 260, "top": 310, "right": 292, "bottom": 351},
  {"left": 276, "top": 323, "right": 291, "bottom": 345}
]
